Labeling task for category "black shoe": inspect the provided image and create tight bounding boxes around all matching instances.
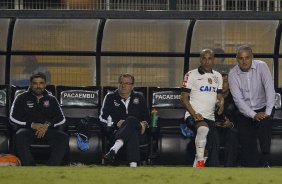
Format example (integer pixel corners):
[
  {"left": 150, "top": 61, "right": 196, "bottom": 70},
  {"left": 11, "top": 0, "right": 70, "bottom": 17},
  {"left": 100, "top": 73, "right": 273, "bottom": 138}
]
[
  {"left": 104, "top": 150, "right": 115, "bottom": 162},
  {"left": 264, "top": 162, "right": 271, "bottom": 168}
]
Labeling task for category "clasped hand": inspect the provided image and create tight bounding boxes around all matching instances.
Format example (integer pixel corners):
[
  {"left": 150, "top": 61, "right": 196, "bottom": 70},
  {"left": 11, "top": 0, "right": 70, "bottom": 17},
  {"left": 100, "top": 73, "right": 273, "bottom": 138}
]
[
  {"left": 216, "top": 98, "right": 224, "bottom": 115},
  {"left": 192, "top": 113, "right": 204, "bottom": 122},
  {"left": 254, "top": 112, "right": 269, "bottom": 122},
  {"left": 117, "top": 120, "right": 125, "bottom": 128},
  {"left": 215, "top": 117, "right": 233, "bottom": 128},
  {"left": 31, "top": 123, "right": 49, "bottom": 138}
]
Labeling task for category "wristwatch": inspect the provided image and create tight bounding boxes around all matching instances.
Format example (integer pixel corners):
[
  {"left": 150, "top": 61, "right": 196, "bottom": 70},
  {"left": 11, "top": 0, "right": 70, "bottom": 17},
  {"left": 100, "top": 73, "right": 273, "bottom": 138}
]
[{"left": 45, "top": 121, "right": 52, "bottom": 127}]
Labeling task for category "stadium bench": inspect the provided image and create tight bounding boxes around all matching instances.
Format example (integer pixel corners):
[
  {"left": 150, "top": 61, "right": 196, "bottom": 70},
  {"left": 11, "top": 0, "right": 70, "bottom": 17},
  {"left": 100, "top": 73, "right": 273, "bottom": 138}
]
[
  {"left": 56, "top": 85, "right": 102, "bottom": 164},
  {"left": 0, "top": 85, "right": 9, "bottom": 153},
  {"left": 270, "top": 92, "right": 282, "bottom": 165},
  {"left": 148, "top": 87, "right": 193, "bottom": 165}
]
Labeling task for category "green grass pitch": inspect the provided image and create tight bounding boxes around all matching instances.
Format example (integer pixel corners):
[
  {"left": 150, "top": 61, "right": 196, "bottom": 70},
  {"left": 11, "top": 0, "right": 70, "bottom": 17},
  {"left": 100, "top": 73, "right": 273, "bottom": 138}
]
[{"left": 1, "top": 166, "right": 282, "bottom": 184}]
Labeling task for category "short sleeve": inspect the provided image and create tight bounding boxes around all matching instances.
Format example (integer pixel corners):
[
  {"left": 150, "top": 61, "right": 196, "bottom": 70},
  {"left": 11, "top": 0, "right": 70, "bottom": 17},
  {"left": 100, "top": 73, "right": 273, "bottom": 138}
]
[{"left": 182, "top": 71, "right": 193, "bottom": 90}]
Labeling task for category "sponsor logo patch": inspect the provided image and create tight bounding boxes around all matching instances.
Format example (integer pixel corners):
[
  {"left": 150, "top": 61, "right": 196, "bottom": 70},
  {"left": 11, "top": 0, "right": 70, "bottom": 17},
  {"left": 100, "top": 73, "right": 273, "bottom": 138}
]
[
  {"left": 200, "top": 86, "right": 217, "bottom": 92},
  {"left": 26, "top": 101, "right": 34, "bottom": 108}
]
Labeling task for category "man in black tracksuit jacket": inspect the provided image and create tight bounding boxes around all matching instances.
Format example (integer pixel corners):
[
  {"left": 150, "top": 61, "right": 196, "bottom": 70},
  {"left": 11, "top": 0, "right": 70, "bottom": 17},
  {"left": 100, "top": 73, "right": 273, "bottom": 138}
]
[
  {"left": 214, "top": 73, "right": 239, "bottom": 167},
  {"left": 100, "top": 74, "right": 149, "bottom": 167},
  {"left": 10, "top": 73, "right": 69, "bottom": 166}
]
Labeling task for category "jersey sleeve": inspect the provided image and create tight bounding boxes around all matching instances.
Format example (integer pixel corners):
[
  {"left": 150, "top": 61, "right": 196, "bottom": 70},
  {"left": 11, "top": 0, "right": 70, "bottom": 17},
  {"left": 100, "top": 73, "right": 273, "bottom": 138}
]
[
  {"left": 182, "top": 71, "right": 193, "bottom": 90},
  {"left": 217, "top": 73, "right": 223, "bottom": 93}
]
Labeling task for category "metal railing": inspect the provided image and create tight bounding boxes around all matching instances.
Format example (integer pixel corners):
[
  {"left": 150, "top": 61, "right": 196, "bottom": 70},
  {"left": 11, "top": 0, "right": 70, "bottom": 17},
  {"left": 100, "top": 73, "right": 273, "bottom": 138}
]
[{"left": 0, "top": 0, "right": 281, "bottom": 11}]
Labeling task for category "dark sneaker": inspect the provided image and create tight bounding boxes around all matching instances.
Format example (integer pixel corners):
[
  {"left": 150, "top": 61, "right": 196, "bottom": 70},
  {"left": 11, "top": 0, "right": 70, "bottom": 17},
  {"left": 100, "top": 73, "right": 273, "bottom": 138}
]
[
  {"left": 104, "top": 149, "right": 115, "bottom": 162},
  {"left": 264, "top": 162, "right": 271, "bottom": 168}
]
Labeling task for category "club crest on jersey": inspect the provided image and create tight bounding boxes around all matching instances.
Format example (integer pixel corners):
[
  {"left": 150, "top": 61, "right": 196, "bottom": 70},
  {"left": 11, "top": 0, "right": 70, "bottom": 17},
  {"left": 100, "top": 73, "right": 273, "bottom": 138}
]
[
  {"left": 43, "top": 100, "right": 50, "bottom": 108},
  {"left": 133, "top": 98, "right": 139, "bottom": 104},
  {"left": 212, "top": 76, "right": 219, "bottom": 84},
  {"left": 208, "top": 78, "right": 212, "bottom": 84},
  {"left": 26, "top": 101, "right": 34, "bottom": 108}
]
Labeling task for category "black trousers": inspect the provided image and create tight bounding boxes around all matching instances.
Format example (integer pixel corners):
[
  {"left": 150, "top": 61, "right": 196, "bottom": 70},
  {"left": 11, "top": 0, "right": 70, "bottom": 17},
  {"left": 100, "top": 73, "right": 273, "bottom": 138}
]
[
  {"left": 205, "top": 120, "right": 220, "bottom": 167},
  {"left": 237, "top": 108, "right": 273, "bottom": 167},
  {"left": 114, "top": 116, "right": 145, "bottom": 163},
  {"left": 15, "top": 128, "right": 69, "bottom": 166},
  {"left": 216, "top": 128, "right": 239, "bottom": 167}
]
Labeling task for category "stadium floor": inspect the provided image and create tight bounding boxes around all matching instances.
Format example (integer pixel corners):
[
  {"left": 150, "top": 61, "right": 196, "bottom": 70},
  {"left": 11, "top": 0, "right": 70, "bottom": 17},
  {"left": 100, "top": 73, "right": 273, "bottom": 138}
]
[{"left": 1, "top": 166, "right": 282, "bottom": 184}]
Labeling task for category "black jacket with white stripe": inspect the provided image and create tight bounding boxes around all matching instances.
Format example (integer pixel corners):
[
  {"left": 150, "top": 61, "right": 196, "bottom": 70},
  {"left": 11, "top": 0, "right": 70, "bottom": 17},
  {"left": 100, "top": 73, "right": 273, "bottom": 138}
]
[
  {"left": 10, "top": 89, "right": 65, "bottom": 128},
  {"left": 99, "top": 90, "right": 149, "bottom": 128}
]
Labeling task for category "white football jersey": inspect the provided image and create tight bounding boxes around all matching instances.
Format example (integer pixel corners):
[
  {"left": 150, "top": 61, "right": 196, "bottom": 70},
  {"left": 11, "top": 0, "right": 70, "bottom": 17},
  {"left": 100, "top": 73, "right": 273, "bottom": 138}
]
[{"left": 182, "top": 68, "right": 223, "bottom": 121}]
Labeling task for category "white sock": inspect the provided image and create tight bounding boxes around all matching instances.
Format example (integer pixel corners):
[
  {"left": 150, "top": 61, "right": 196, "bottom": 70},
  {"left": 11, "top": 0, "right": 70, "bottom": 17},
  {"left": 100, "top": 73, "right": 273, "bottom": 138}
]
[
  {"left": 129, "top": 162, "right": 137, "bottom": 167},
  {"left": 110, "top": 139, "right": 124, "bottom": 154},
  {"left": 193, "top": 156, "right": 197, "bottom": 167},
  {"left": 195, "top": 126, "right": 209, "bottom": 160}
]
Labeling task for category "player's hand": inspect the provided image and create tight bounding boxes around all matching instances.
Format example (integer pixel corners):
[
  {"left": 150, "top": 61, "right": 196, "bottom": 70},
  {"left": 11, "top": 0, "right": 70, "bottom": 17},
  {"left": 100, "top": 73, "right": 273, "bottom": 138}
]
[
  {"left": 216, "top": 98, "right": 224, "bottom": 115},
  {"left": 140, "top": 121, "right": 148, "bottom": 135},
  {"left": 37, "top": 123, "right": 49, "bottom": 138},
  {"left": 217, "top": 117, "right": 233, "bottom": 128},
  {"left": 192, "top": 113, "right": 204, "bottom": 122},
  {"left": 32, "top": 123, "right": 48, "bottom": 138},
  {"left": 36, "top": 129, "right": 46, "bottom": 138},
  {"left": 117, "top": 120, "right": 125, "bottom": 128},
  {"left": 140, "top": 121, "right": 149, "bottom": 128},
  {"left": 254, "top": 112, "right": 269, "bottom": 122},
  {"left": 31, "top": 123, "right": 42, "bottom": 130}
]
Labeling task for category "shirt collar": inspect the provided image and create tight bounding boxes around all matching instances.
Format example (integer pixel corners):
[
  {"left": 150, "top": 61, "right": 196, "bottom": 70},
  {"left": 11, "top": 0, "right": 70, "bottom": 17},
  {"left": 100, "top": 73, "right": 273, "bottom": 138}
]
[
  {"left": 250, "top": 61, "right": 257, "bottom": 69},
  {"left": 198, "top": 66, "right": 213, "bottom": 75}
]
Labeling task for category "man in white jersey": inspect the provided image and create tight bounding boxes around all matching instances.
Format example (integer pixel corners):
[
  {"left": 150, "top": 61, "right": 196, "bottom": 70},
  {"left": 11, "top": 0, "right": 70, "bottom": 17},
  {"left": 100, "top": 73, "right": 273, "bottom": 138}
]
[{"left": 181, "top": 49, "right": 224, "bottom": 168}]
